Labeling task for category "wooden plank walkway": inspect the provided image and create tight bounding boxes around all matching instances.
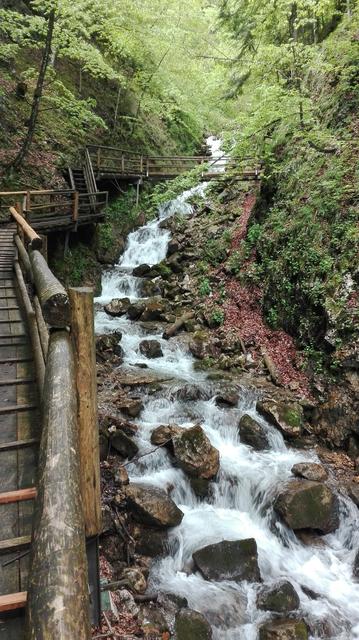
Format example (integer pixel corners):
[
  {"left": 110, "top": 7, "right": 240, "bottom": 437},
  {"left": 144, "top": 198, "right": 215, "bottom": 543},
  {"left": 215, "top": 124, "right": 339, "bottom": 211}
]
[{"left": 0, "top": 227, "right": 40, "bottom": 638}]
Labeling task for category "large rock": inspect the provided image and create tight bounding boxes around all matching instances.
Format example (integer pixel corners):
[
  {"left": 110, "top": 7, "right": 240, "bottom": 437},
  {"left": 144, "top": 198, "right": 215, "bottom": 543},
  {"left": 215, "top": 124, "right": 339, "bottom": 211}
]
[
  {"left": 132, "top": 263, "right": 151, "bottom": 277},
  {"left": 274, "top": 480, "right": 339, "bottom": 534},
  {"left": 257, "top": 400, "right": 304, "bottom": 438},
  {"left": 110, "top": 431, "right": 139, "bottom": 459},
  {"left": 104, "top": 297, "right": 131, "bottom": 317},
  {"left": 96, "top": 332, "right": 123, "bottom": 360},
  {"left": 291, "top": 462, "right": 328, "bottom": 482},
  {"left": 139, "top": 339, "right": 163, "bottom": 359},
  {"left": 172, "top": 425, "right": 219, "bottom": 479},
  {"left": 259, "top": 618, "right": 308, "bottom": 640},
  {"left": 175, "top": 609, "right": 212, "bottom": 640},
  {"left": 257, "top": 581, "right": 300, "bottom": 613},
  {"left": 127, "top": 301, "right": 146, "bottom": 320},
  {"left": 239, "top": 415, "right": 270, "bottom": 450},
  {"left": 125, "top": 483, "right": 184, "bottom": 528},
  {"left": 348, "top": 483, "right": 359, "bottom": 507},
  {"left": 141, "top": 298, "right": 167, "bottom": 322},
  {"left": 132, "top": 524, "right": 169, "bottom": 557},
  {"left": 117, "top": 397, "right": 143, "bottom": 418},
  {"left": 150, "top": 424, "right": 185, "bottom": 446},
  {"left": 192, "top": 538, "right": 261, "bottom": 582}
]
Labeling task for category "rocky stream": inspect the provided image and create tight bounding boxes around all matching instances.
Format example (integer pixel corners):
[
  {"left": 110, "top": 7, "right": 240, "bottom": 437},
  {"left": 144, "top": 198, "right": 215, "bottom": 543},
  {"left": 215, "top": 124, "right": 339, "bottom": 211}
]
[{"left": 93, "top": 140, "right": 359, "bottom": 640}]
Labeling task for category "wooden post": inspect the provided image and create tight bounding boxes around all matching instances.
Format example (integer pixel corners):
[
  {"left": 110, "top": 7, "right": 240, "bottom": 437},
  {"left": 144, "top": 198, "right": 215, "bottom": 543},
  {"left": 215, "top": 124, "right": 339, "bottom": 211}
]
[
  {"left": 29, "top": 249, "right": 70, "bottom": 327},
  {"left": 73, "top": 191, "right": 79, "bottom": 222},
  {"left": 26, "top": 331, "right": 91, "bottom": 639},
  {"left": 69, "top": 287, "right": 101, "bottom": 537}
]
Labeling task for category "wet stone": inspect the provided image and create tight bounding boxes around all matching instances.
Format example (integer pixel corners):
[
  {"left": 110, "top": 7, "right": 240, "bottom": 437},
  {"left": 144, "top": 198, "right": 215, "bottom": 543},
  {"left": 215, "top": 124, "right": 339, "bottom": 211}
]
[
  {"left": 259, "top": 618, "right": 309, "bottom": 640},
  {"left": 150, "top": 424, "right": 185, "bottom": 446},
  {"left": 257, "top": 580, "right": 300, "bottom": 613},
  {"left": 239, "top": 414, "right": 270, "bottom": 450},
  {"left": 127, "top": 301, "right": 146, "bottom": 320},
  {"left": 192, "top": 538, "right": 261, "bottom": 582},
  {"left": 172, "top": 424, "right": 220, "bottom": 480},
  {"left": 175, "top": 609, "right": 213, "bottom": 640},
  {"left": 274, "top": 480, "right": 339, "bottom": 534},
  {"left": 132, "top": 263, "right": 152, "bottom": 277},
  {"left": 291, "top": 462, "right": 328, "bottom": 482},
  {"left": 347, "top": 483, "right": 359, "bottom": 507},
  {"left": 257, "top": 400, "right": 304, "bottom": 438},
  {"left": 124, "top": 483, "right": 184, "bottom": 528},
  {"left": 132, "top": 524, "right": 169, "bottom": 557},
  {"left": 139, "top": 339, "right": 163, "bottom": 359},
  {"left": 104, "top": 297, "right": 131, "bottom": 317},
  {"left": 110, "top": 430, "right": 139, "bottom": 459}
]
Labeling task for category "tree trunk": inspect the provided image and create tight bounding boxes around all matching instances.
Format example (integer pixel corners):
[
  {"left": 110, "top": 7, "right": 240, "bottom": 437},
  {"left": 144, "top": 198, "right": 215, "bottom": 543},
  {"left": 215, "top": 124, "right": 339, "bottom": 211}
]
[{"left": 10, "top": 9, "right": 56, "bottom": 170}]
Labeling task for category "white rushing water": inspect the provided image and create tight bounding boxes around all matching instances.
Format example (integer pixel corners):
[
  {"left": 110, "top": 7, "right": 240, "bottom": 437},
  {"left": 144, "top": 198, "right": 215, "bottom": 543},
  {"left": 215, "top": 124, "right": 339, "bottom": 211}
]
[{"left": 95, "top": 137, "right": 359, "bottom": 639}]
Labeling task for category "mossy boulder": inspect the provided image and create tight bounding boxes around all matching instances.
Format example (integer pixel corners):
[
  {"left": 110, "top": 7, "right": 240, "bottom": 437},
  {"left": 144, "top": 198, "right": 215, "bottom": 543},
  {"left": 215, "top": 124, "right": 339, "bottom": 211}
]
[
  {"left": 125, "top": 483, "right": 184, "bottom": 529},
  {"left": 259, "top": 618, "right": 308, "bottom": 640},
  {"left": 175, "top": 609, "right": 212, "bottom": 640},
  {"left": 141, "top": 298, "right": 168, "bottom": 321},
  {"left": 257, "top": 400, "right": 304, "bottom": 438},
  {"left": 274, "top": 480, "right": 339, "bottom": 534},
  {"left": 239, "top": 414, "right": 270, "bottom": 450},
  {"left": 127, "top": 301, "right": 146, "bottom": 320},
  {"left": 172, "top": 424, "right": 220, "bottom": 480},
  {"left": 257, "top": 580, "right": 300, "bottom": 613},
  {"left": 192, "top": 538, "right": 261, "bottom": 582}
]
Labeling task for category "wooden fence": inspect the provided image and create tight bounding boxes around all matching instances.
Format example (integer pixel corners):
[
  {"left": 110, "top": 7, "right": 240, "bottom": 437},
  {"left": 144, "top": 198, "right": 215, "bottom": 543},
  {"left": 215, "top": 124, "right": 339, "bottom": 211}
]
[
  {"left": 86, "top": 144, "right": 260, "bottom": 180},
  {"left": 10, "top": 207, "right": 101, "bottom": 637},
  {"left": 0, "top": 190, "right": 108, "bottom": 229}
]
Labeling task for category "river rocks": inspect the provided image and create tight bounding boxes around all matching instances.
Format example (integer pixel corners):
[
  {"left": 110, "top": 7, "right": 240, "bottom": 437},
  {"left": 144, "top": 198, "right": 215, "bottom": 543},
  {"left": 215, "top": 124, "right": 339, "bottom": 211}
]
[
  {"left": 215, "top": 391, "right": 239, "bottom": 407},
  {"left": 132, "top": 524, "right": 169, "bottom": 557},
  {"left": 171, "top": 384, "right": 209, "bottom": 402},
  {"left": 125, "top": 483, "right": 184, "bottom": 528},
  {"left": 348, "top": 483, "right": 359, "bottom": 507},
  {"left": 104, "top": 297, "right": 131, "bottom": 317},
  {"left": 257, "top": 400, "right": 304, "bottom": 438},
  {"left": 239, "top": 414, "right": 270, "bottom": 450},
  {"left": 127, "top": 301, "right": 146, "bottom": 320},
  {"left": 193, "top": 538, "right": 261, "bottom": 582},
  {"left": 99, "top": 412, "right": 138, "bottom": 436},
  {"left": 274, "top": 480, "right": 339, "bottom": 534},
  {"left": 259, "top": 618, "right": 308, "bottom": 640},
  {"left": 257, "top": 581, "right": 300, "bottom": 613},
  {"left": 150, "top": 424, "right": 185, "bottom": 446},
  {"left": 172, "top": 425, "right": 220, "bottom": 480},
  {"left": 139, "top": 339, "right": 163, "bottom": 358},
  {"left": 120, "top": 567, "right": 147, "bottom": 593},
  {"left": 133, "top": 263, "right": 151, "bottom": 277},
  {"left": 175, "top": 609, "right": 212, "bottom": 640},
  {"left": 141, "top": 298, "right": 168, "bottom": 322},
  {"left": 141, "top": 279, "right": 162, "bottom": 297},
  {"left": 117, "top": 397, "right": 143, "bottom": 418},
  {"left": 110, "top": 430, "right": 139, "bottom": 459},
  {"left": 291, "top": 462, "right": 328, "bottom": 482},
  {"left": 353, "top": 549, "right": 359, "bottom": 578},
  {"left": 96, "top": 332, "right": 123, "bottom": 360}
]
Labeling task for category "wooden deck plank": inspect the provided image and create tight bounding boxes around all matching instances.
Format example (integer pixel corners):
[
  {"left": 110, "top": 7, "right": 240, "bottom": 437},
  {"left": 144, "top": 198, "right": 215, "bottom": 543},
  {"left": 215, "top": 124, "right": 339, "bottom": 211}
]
[
  {"left": 0, "top": 592, "right": 27, "bottom": 612},
  {"left": 0, "top": 536, "right": 30, "bottom": 555}
]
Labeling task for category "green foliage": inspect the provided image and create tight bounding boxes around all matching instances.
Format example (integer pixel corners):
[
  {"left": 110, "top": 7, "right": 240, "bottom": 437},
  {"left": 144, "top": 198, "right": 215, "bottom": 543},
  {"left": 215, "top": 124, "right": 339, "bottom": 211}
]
[
  {"left": 199, "top": 277, "right": 211, "bottom": 297},
  {"left": 210, "top": 308, "right": 225, "bottom": 326}
]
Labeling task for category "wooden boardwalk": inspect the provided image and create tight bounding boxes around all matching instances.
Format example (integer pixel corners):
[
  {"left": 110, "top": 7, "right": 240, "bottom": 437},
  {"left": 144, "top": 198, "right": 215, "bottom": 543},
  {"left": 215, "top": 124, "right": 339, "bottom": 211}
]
[
  {"left": 0, "top": 214, "right": 101, "bottom": 637},
  {"left": 0, "top": 227, "right": 39, "bottom": 638}
]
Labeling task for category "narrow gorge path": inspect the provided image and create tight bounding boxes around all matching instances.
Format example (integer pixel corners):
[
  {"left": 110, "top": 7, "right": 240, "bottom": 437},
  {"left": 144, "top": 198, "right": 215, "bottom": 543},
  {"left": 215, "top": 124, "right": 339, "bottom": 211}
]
[{"left": 95, "top": 141, "right": 359, "bottom": 640}]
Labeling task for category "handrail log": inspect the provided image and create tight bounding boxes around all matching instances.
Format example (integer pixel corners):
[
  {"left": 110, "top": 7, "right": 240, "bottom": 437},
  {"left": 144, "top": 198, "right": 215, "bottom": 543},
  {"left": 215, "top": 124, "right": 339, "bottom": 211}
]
[
  {"left": 29, "top": 250, "right": 70, "bottom": 327},
  {"left": 26, "top": 331, "right": 91, "bottom": 639},
  {"left": 10, "top": 207, "right": 42, "bottom": 249},
  {"left": 14, "top": 235, "right": 32, "bottom": 280}
]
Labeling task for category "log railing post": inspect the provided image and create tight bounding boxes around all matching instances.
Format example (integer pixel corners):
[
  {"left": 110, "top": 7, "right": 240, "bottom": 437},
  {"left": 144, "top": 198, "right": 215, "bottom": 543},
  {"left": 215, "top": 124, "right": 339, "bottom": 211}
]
[
  {"left": 69, "top": 287, "right": 101, "bottom": 538},
  {"left": 26, "top": 331, "right": 91, "bottom": 639},
  {"left": 73, "top": 191, "right": 79, "bottom": 222}
]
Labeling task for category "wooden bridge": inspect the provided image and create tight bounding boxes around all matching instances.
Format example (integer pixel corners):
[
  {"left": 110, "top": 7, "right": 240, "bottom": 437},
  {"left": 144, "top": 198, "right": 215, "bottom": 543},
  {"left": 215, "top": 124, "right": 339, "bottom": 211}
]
[
  {"left": 86, "top": 145, "right": 261, "bottom": 182},
  {"left": 0, "top": 206, "right": 100, "bottom": 637},
  {"left": 0, "top": 148, "right": 260, "bottom": 235}
]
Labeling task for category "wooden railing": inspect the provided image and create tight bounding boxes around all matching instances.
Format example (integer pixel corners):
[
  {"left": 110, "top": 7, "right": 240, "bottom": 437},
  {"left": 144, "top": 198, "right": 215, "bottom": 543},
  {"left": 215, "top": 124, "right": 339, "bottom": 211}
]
[
  {"left": 86, "top": 144, "right": 261, "bottom": 180},
  {"left": 0, "top": 190, "right": 108, "bottom": 228},
  {"left": 9, "top": 207, "right": 101, "bottom": 636}
]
